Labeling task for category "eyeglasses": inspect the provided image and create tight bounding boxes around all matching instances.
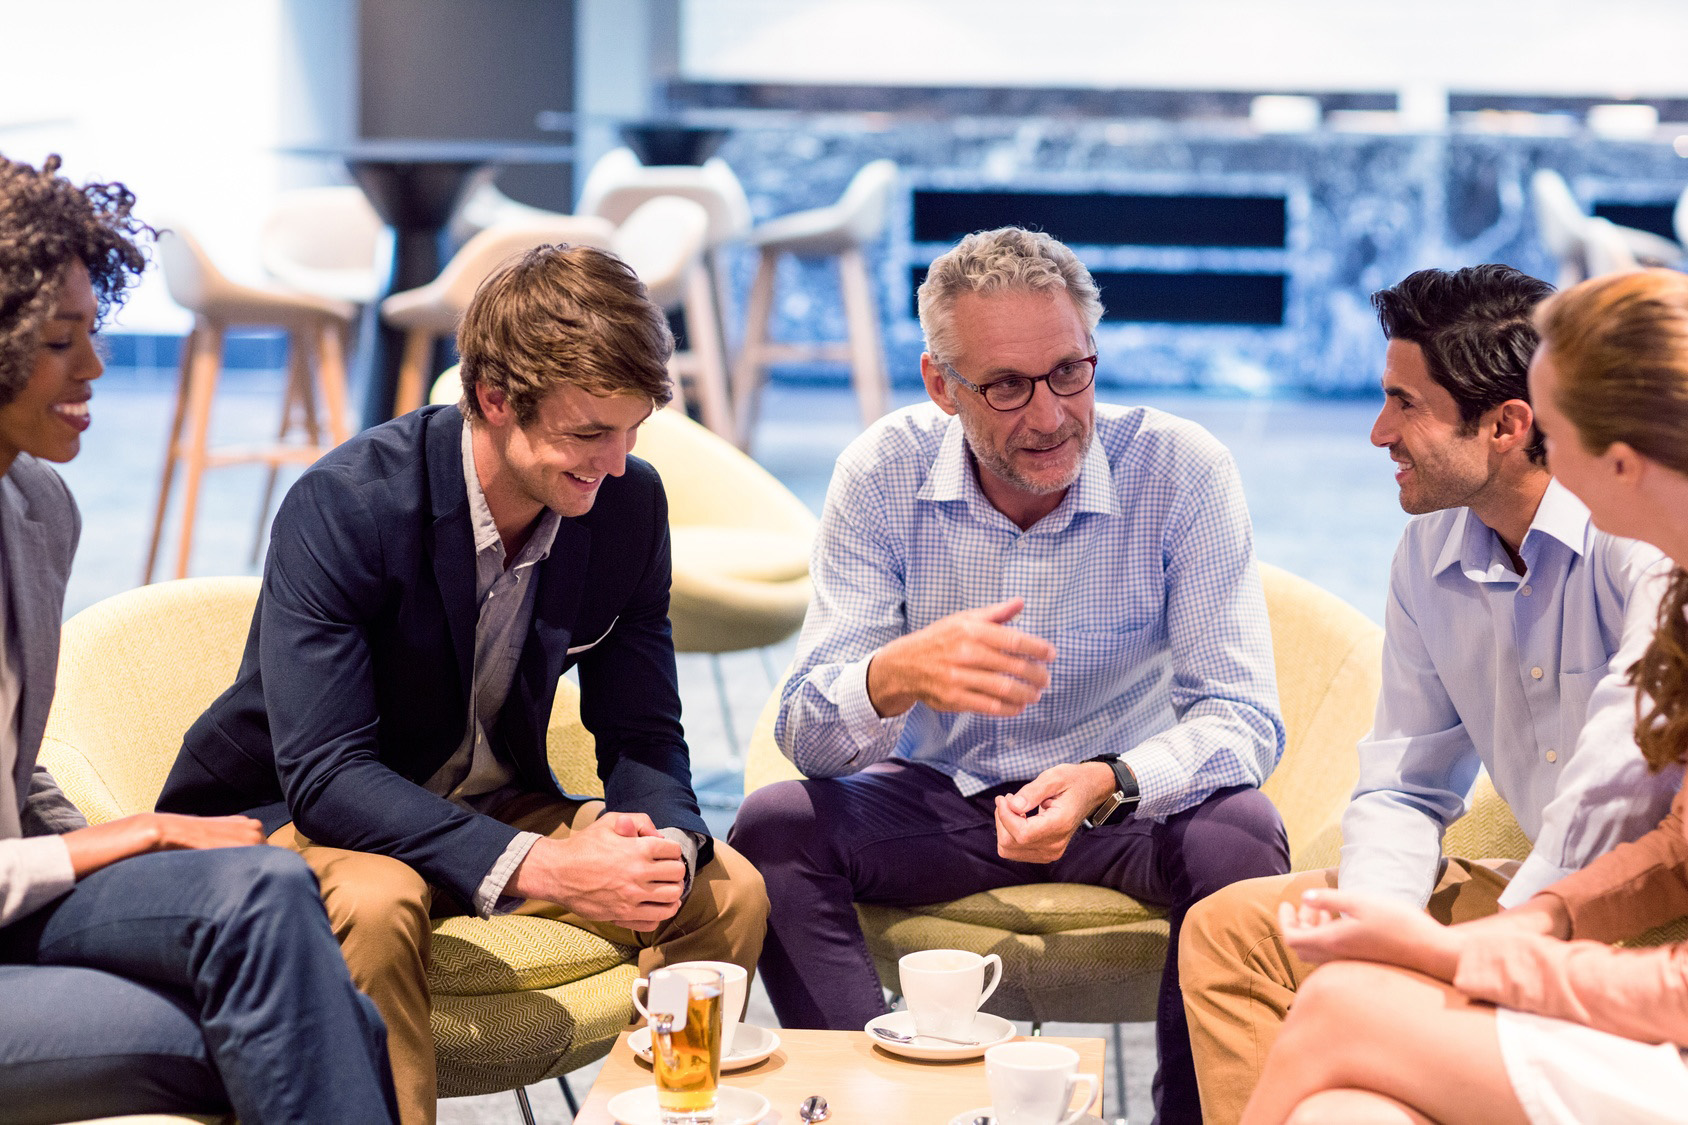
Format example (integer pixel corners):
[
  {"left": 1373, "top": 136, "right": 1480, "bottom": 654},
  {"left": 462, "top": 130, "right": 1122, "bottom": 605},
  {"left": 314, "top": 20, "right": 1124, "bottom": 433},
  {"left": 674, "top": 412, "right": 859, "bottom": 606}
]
[{"left": 940, "top": 354, "right": 1098, "bottom": 412}]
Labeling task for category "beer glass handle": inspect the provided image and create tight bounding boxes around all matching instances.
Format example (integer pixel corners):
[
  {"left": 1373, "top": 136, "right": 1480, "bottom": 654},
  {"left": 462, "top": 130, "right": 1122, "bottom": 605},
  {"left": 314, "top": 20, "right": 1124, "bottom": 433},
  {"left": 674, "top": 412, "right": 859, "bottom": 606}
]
[
  {"left": 1058, "top": 1073, "right": 1099, "bottom": 1125},
  {"left": 978, "top": 953, "right": 1003, "bottom": 1006}
]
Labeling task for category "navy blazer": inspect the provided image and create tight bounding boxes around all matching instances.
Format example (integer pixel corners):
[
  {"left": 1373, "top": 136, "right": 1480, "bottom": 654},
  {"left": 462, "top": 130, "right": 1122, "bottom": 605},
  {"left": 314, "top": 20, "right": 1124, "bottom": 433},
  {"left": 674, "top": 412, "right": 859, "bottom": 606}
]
[{"left": 158, "top": 405, "right": 708, "bottom": 908}]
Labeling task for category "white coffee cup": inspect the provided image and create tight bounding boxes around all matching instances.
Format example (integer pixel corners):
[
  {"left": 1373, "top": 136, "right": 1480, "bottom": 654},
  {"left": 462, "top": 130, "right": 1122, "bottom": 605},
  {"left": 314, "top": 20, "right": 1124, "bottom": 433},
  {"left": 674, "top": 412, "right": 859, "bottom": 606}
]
[
  {"left": 897, "top": 948, "right": 1002, "bottom": 1040},
  {"left": 985, "top": 1041, "right": 1100, "bottom": 1125},
  {"left": 634, "top": 960, "right": 749, "bottom": 1057}
]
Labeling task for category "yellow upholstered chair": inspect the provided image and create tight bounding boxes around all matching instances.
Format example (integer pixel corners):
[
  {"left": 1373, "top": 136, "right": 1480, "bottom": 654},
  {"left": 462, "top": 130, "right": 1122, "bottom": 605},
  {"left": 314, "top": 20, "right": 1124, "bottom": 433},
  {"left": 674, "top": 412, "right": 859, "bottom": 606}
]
[
  {"left": 743, "top": 562, "right": 1384, "bottom": 1024},
  {"left": 37, "top": 578, "right": 637, "bottom": 1122}
]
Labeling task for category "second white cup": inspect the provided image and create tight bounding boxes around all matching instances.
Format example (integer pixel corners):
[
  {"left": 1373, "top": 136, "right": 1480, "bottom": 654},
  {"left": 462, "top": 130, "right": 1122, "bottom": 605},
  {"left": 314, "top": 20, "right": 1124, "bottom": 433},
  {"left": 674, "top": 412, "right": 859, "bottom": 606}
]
[
  {"left": 635, "top": 960, "right": 749, "bottom": 1057},
  {"left": 985, "top": 1041, "right": 1100, "bottom": 1125},
  {"left": 897, "top": 948, "right": 1002, "bottom": 1040}
]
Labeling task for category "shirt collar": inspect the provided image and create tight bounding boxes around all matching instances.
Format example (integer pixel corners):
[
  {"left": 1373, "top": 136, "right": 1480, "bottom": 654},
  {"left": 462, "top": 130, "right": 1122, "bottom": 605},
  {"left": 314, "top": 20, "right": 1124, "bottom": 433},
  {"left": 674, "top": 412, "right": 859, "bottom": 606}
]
[
  {"left": 461, "top": 422, "right": 561, "bottom": 568},
  {"left": 914, "top": 414, "right": 1120, "bottom": 523},
  {"left": 1431, "top": 477, "right": 1589, "bottom": 580}
]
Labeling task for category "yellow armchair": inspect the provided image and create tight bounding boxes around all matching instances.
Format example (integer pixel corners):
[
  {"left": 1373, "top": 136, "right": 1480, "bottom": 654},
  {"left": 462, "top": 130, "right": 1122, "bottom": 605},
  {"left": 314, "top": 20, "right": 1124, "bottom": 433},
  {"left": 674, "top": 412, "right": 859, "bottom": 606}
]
[
  {"left": 37, "top": 578, "right": 637, "bottom": 1113},
  {"left": 743, "top": 562, "right": 1385, "bottom": 1023}
]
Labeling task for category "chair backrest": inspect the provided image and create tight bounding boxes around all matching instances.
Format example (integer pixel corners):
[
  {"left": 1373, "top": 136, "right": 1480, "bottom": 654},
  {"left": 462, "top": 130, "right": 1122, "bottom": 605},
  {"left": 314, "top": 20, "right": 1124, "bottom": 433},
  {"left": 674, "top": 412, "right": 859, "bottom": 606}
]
[
  {"left": 610, "top": 196, "right": 710, "bottom": 309},
  {"left": 835, "top": 159, "right": 900, "bottom": 245},
  {"left": 154, "top": 225, "right": 228, "bottom": 316},
  {"left": 260, "top": 186, "right": 387, "bottom": 303},
  {"left": 579, "top": 147, "right": 752, "bottom": 247},
  {"left": 634, "top": 409, "right": 818, "bottom": 537},
  {"left": 37, "top": 577, "right": 603, "bottom": 824},
  {"left": 742, "top": 561, "right": 1385, "bottom": 866},
  {"left": 1530, "top": 169, "right": 1590, "bottom": 277},
  {"left": 422, "top": 216, "right": 617, "bottom": 314}
]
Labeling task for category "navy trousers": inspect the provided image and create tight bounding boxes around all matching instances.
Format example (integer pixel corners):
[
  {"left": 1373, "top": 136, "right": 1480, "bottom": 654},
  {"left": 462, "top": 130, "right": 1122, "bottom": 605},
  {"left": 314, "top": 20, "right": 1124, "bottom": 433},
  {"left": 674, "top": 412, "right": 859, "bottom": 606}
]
[
  {"left": 729, "top": 760, "right": 1289, "bottom": 1125},
  {"left": 0, "top": 845, "right": 398, "bottom": 1125}
]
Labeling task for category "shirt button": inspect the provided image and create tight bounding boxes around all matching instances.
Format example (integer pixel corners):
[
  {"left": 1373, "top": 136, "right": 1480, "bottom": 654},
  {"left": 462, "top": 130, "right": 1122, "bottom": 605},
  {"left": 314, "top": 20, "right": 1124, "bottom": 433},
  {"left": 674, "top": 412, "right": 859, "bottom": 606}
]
[
  {"left": 1546, "top": 749, "right": 1558, "bottom": 763},
  {"left": 1530, "top": 666, "right": 1544, "bottom": 680},
  {"left": 1520, "top": 584, "right": 1532, "bottom": 596}
]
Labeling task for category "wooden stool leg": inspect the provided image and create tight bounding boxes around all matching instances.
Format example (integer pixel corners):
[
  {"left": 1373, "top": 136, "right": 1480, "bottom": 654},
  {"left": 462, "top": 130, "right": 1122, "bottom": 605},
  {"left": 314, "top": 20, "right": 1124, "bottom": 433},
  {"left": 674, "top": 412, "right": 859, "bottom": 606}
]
[
  {"left": 838, "top": 247, "right": 889, "bottom": 427},
  {"left": 683, "top": 264, "right": 736, "bottom": 445},
  {"left": 172, "top": 322, "right": 226, "bottom": 580},
  {"left": 252, "top": 334, "right": 311, "bottom": 564},
  {"left": 392, "top": 329, "right": 431, "bottom": 418},
  {"left": 143, "top": 325, "right": 198, "bottom": 584},
  {"left": 732, "top": 248, "right": 779, "bottom": 450},
  {"left": 315, "top": 318, "right": 351, "bottom": 443}
]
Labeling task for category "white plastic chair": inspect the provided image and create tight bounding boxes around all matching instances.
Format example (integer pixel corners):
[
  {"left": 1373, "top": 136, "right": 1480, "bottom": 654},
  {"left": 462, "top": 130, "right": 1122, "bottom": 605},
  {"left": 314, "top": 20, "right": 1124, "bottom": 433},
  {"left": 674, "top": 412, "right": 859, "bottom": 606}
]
[
  {"left": 732, "top": 160, "right": 898, "bottom": 446},
  {"left": 609, "top": 196, "right": 734, "bottom": 442},
  {"left": 258, "top": 186, "right": 387, "bottom": 305},
  {"left": 147, "top": 224, "right": 357, "bottom": 582},
  {"left": 379, "top": 216, "right": 615, "bottom": 416}
]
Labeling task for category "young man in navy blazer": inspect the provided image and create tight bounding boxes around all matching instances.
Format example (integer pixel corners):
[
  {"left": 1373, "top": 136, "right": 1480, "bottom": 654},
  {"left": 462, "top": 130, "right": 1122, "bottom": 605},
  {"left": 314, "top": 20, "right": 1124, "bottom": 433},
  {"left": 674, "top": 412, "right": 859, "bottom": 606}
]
[{"left": 159, "top": 244, "right": 768, "bottom": 1125}]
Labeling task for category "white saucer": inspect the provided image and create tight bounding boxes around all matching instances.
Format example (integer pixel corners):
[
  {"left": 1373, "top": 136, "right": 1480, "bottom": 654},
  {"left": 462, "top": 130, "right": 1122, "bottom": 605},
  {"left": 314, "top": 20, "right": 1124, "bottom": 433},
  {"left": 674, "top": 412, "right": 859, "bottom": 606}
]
[
  {"left": 629, "top": 1024, "right": 782, "bottom": 1071},
  {"left": 606, "top": 1084, "right": 770, "bottom": 1125},
  {"left": 948, "top": 1108, "right": 1104, "bottom": 1125},
  {"left": 864, "top": 1010, "right": 1018, "bottom": 1061}
]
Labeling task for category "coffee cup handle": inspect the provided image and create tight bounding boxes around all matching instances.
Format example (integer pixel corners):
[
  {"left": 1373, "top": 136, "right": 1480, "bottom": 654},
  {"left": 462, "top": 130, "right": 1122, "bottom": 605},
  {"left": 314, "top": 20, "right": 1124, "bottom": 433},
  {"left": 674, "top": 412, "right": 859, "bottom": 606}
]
[
  {"left": 631, "top": 976, "right": 652, "bottom": 1022},
  {"left": 1057, "top": 1073, "right": 1099, "bottom": 1125},
  {"left": 977, "top": 953, "right": 1003, "bottom": 1007}
]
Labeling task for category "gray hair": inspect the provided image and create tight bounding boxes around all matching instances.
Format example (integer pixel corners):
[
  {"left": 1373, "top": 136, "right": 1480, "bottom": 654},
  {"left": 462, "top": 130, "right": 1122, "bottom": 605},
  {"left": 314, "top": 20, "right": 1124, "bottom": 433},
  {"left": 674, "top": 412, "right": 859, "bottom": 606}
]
[{"left": 916, "top": 227, "right": 1104, "bottom": 361}]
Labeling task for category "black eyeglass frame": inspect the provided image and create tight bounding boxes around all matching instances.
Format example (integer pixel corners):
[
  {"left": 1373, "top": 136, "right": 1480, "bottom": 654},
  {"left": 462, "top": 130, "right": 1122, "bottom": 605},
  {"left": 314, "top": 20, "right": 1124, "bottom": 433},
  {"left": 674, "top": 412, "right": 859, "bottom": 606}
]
[{"left": 939, "top": 353, "right": 1099, "bottom": 412}]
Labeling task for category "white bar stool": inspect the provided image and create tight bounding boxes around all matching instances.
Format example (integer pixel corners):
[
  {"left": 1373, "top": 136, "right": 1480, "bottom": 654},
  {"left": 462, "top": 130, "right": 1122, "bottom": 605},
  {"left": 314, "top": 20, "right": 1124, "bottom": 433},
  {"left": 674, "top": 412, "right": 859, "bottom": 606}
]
[
  {"left": 146, "top": 225, "right": 357, "bottom": 582},
  {"left": 731, "top": 160, "right": 898, "bottom": 447},
  {"left": 578, "top": 149, "right": 751, "bottom": 439},
  {"left": 609, "top": 196, "right": 733, "bottom": 442},
  {"left": 378, "top": 216, "right": 615, "bottom": 417},
  {"left": 258, "top": 185, "right": 387, "bottom": 305}
]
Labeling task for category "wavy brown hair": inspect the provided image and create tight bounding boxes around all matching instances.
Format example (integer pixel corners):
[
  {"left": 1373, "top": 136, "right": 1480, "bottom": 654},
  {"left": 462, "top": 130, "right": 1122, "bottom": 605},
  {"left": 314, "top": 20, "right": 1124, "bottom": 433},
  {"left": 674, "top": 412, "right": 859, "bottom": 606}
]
[
  {"left": 0, "top": 153, "right": 150, "bottom": 406},
  {"left": 1536, "top": 268, "right": 1688, "bottom": 770}
]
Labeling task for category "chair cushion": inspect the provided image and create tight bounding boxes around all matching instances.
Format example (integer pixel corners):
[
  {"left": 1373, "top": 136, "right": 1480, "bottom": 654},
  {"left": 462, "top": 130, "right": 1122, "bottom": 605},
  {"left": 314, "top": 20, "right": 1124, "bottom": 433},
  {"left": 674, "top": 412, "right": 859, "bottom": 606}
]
[
  {"left": 670, "top": 526, "right": 811, "bottom": 583},
  {"left": 427, "top": 915, "right": 635, "bottom": 996},
  {"left": 433, "top": 962, "right": 641, "bottom": 1098},
  {"left": 897, "top": 883, "right": 1164, "bottom": 934}
]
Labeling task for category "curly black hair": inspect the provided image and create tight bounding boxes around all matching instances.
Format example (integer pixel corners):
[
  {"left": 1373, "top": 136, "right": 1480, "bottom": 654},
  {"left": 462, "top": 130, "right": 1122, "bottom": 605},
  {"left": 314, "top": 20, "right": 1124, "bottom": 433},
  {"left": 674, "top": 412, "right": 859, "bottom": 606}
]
[{"left": 0, "top": 153, "right": 151, "bottom": 407}]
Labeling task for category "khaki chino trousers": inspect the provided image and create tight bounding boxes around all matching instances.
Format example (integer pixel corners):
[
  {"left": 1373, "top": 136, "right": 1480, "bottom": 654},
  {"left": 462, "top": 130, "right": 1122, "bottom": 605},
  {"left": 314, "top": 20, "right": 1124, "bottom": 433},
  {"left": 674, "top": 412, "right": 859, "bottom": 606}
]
[
  {"left": 273, "top": 793, "right": 768, "bottom": 1125},
  {"left": 1178, "top": 857, "right": 1517, "bottom": 1124}
]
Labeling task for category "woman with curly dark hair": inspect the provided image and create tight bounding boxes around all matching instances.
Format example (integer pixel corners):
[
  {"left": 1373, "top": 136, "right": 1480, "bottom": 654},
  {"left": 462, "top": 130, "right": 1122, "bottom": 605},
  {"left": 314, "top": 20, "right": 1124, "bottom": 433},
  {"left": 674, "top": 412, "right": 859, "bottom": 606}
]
[
  {"left": 0, "top": 154, "right": 398, "bottom": 1124},
  {"left": 1238, "top": 268, "right": 1688, "bottom": 1125}
]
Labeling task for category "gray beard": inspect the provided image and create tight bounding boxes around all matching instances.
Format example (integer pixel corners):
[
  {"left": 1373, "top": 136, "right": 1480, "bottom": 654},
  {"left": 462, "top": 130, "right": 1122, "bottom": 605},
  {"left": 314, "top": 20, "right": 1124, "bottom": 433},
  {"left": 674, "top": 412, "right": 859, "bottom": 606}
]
[{"left": 961, "top": 418, "right": 1092, "bottom": 497}]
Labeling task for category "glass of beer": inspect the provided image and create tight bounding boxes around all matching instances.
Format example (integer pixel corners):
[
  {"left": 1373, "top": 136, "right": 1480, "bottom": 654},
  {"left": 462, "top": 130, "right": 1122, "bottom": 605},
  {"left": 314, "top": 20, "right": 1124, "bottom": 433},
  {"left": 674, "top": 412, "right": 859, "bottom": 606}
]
[{"left": 635, "top": 965, "right": 725, "bottom": 1124}]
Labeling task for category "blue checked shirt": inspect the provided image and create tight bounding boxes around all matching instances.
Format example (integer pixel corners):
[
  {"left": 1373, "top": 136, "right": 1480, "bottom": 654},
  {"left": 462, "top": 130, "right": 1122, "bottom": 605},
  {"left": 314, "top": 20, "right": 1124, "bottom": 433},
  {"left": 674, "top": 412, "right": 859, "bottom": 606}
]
[
  {"left": 1340, "top": 480, "right": 1681, "bottom": 909},
  {"left": 777, "top": 402, "right": 1284, "bottom": 819}
]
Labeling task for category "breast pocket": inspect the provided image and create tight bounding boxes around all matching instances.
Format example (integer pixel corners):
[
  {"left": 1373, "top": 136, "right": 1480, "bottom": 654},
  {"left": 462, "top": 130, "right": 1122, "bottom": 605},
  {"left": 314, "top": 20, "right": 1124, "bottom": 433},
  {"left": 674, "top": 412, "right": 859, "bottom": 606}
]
[
  {"left": 567, "top": 616, "right": 619, "bottom": 656},
  {"left": 1557, "top": 663, "right": 1609, "bottom": 739}
]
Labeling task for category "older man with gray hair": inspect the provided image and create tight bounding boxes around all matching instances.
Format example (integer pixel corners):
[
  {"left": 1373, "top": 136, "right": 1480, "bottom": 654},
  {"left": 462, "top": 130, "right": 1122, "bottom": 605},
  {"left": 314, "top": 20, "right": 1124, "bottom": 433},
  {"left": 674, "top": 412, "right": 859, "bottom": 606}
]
[{"left": 729, "top": 226, "right": 1289, "bottom": 1123}]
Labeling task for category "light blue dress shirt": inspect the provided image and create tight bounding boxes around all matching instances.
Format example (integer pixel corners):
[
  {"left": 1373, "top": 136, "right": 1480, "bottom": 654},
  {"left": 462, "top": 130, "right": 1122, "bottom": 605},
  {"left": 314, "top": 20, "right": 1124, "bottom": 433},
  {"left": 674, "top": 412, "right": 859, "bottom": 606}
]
[
  {"left": 777, "top": 402, "right": 1284, "bottom": 819},
  {"left": 1339, "top": 479, "right": 1681, "bottom": 909}
]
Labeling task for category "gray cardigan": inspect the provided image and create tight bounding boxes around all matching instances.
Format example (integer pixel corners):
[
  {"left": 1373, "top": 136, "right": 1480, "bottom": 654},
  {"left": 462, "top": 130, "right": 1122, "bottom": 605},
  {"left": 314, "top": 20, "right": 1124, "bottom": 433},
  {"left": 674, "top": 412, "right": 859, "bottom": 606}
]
[{"left": 0, "top": 454, "right": 87, "bottom": 928}]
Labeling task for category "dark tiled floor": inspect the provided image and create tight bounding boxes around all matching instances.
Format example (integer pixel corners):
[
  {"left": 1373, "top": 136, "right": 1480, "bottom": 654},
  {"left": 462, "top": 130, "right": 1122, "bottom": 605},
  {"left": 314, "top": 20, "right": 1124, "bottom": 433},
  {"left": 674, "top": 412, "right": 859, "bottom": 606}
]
[{"left": 56, "top": 366, "right": 1405, "bottom": 1123}]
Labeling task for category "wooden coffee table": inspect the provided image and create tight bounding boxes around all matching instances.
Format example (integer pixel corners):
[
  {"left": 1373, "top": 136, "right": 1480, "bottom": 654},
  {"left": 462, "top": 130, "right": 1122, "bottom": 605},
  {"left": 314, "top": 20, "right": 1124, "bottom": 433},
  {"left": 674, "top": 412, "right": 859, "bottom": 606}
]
[{"left": 574, "top": 1027, "right": 1106, "bottom": 1124}]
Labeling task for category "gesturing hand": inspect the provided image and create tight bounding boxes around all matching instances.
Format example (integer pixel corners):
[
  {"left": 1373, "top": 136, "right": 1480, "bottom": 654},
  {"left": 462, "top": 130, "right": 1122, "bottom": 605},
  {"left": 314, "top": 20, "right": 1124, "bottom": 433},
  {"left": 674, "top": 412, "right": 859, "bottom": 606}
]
[
  {"left": 993, "top": 761, "right": 1117, "bottom": 863},
  {"left": 505, "top": 812, "right": 686, "bottom": 932},
  {"left": 62, "top": 812, "right": 267, "bottom": 878},
  {"left": 1278, "top": 888, "right": 1464, "bottom": 982},
  {"left": 867, "top": 598, "right": 1056, "bottom": 718}
]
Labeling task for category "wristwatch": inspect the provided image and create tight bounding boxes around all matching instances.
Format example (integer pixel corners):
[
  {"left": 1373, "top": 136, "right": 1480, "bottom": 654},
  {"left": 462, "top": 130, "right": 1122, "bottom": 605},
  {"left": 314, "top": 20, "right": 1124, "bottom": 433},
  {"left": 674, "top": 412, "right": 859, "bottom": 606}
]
[{"left": 1083, "top": 756, "right": 1140, "bottom": 828}]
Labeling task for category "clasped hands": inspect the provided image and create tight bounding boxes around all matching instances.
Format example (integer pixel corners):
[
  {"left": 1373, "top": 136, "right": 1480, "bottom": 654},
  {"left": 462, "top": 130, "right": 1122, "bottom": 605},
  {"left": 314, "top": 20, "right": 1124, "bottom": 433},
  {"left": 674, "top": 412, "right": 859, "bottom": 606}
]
[
  {"left": 505, "top": 812, "right": 685, "bottom": 932},
  {"left": 865, "top": 598, "right": 1117, "bottom": 864}
]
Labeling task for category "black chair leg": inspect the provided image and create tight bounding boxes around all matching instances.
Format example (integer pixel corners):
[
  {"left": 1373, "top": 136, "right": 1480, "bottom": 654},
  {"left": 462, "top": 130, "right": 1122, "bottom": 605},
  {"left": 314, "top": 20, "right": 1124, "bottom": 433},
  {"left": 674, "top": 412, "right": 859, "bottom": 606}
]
[
  {"left": 514, "top": 1086, "right": 538, "bottom": 1125},
  {"left": 559, "top": 1073, "right": 581, "bottom": 1114}
]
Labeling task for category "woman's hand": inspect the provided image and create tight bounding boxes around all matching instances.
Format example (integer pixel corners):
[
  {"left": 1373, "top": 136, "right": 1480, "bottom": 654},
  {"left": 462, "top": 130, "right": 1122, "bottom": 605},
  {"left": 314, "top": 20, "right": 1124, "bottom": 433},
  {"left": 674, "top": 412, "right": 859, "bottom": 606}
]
[
  {"left": 62, "top": 813, "right": 266, "bottom": 878},
  {"left": 1278, "top": 888, "right": 1465, "bottom": 983}
]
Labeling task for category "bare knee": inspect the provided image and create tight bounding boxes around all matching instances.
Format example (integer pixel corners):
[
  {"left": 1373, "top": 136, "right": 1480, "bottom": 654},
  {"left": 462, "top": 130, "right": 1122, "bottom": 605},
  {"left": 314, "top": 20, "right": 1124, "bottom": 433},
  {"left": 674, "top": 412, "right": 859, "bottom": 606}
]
[{"left": 1286, "top": 1089, "right": 1420, "bottom": 1125}]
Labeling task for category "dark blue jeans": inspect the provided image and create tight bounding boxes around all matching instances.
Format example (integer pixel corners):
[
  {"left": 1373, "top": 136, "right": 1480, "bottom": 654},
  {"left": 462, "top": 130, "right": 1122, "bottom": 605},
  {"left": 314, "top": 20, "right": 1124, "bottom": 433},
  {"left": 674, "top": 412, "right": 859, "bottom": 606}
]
[
  {"left": 0, "top": 845, "right": 398, "bottom": 1125},
  {"left": 729, "top": 760, "right": 1290, "bottom": 1125}
]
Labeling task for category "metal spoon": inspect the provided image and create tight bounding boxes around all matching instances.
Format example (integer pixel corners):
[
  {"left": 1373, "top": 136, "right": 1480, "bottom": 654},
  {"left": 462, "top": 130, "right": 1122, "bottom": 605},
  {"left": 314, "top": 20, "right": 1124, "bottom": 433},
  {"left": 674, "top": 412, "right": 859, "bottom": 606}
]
[
  {"left": 871, "top": 1025, "right": 981, "bottom": 1047},
  {"left": 798, "top": 1093, "right": 830, "bottom": 1122}
]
